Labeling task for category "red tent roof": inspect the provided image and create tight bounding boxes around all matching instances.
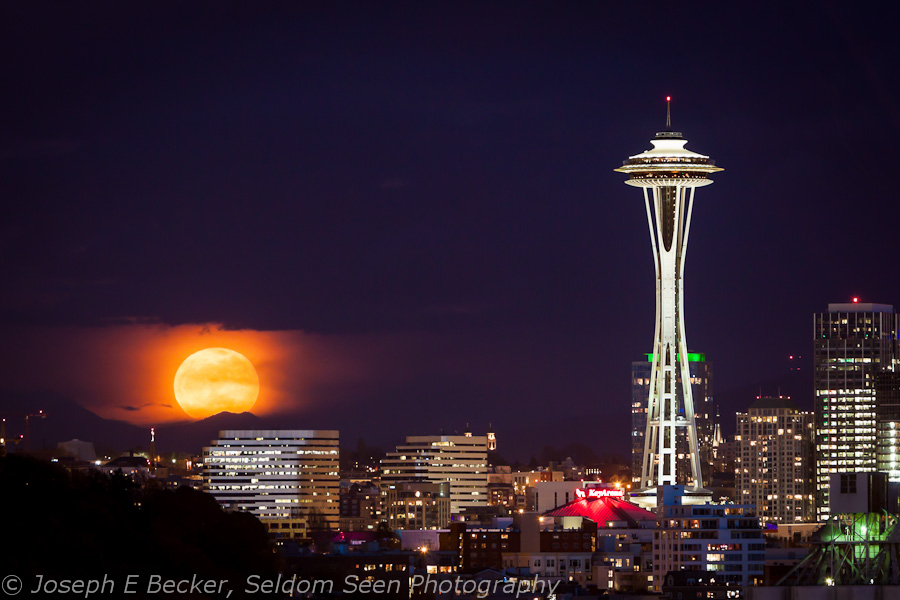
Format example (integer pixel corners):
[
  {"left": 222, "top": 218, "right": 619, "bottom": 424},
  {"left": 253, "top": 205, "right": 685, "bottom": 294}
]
[{"left": 545, "top": 496, "right": 656, "bottom": 527}]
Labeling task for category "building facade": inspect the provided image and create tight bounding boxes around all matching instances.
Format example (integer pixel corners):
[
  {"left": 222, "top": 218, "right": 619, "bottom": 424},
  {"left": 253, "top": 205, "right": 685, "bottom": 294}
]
[
  {"left": 339, "top": 481, "right": 382, "bottom": 532},
  {"left": 632, "top": 353, "right": 715, "bottom": 486},
  {"left": 533, "top": 481, "right": 590, "bottom": 513},
  {"left": 380, "top": 435, "right": 488, "bottom": 514},
  {"left": 814, "top": 302, "right": 900, "bottom": 518},
  {"left": 202, "top": 430, "right": 340, "bottom": 538},
  {"left": 735, "top": 397, "right": 815, "bottom": 524},
  {"left": 654, "top": 491, "right": 765, "bottom": 590},
  {"left": 383, "top": 481, "right": 451, "bottom": 530},
  {"left": 876, "top": 371, "right": 900, "bottom": 482}
]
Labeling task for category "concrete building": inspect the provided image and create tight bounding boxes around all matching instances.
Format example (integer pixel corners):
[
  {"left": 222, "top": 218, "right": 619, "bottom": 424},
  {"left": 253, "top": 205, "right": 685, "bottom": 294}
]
[
  {"left": 462, "top": 514, "right": 600, "bottom": 583},
  {"left": 653, "top": 486, "right": 765, "bottom": 590},
  {"left": 383, "top": 481, "right": 451, "bottom": 530},
  {"left": 814, "top": 301, "right": 900, "bottom": 518},
  {"left": 449, "top": 522, "right": 520, "bottom": 570},
  {"left": 876, "top": 371, "right": 900, "bottom": 482},
  {"left": 486, "top": 465, "right": 514, "bottom": 508},
  {"left": 380, "top": 435, "right": 488, "bottom": 514},
  {"left": 532, "top": 481, "right": 630, "bottom": 513},
  {"left": 508, "top": 494, "right": 657, "bottom": 592},
  {"left": 548, "top": 492, "right": 656, "bottom": 591},
  {"left": 202, "top": 430, "right": 340, "bottom": 539},
  {"left": 735, "top": 397, "right": 815, "bottom": 524},
  {"left": 632, "top": 353, "right": 715, "bottom": 486},
  {"left": 339, "top": 481, "right": 382, "bottom": 532},
  {"left": 533, "top": 481, "right": 588, "bottom": 513}
]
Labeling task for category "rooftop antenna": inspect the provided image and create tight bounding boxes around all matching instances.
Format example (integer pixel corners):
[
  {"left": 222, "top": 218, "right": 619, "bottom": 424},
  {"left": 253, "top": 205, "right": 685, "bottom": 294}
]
[
  {"left": 150, "top": 427, "right": 157, "bottom": 472},
  {"left": 666, "top": 96, "right": 672, "bottom": 130}
]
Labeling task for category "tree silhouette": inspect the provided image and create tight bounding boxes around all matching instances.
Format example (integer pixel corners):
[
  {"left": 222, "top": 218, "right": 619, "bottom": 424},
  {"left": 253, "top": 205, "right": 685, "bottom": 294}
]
[{"left": 0, "top": 455, "right": 279, "bottom": 599}]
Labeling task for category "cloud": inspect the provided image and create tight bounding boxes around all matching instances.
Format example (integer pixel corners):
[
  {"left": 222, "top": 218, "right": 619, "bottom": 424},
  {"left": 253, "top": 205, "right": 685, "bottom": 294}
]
[
  {"left": 118, "top": 401, "right": 170, "bottom": 412},
  {"left": 0, "top": 320, "right": 625, "bottom": 459},
  {"left": 0, "top": 323, "right": 386, "bottom": 425}
]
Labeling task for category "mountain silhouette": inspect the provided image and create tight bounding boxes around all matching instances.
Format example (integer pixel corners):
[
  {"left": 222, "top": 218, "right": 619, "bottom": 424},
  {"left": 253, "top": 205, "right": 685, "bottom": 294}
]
[{"left": 0, "top": 392, "right": 271, "bottom": 456}]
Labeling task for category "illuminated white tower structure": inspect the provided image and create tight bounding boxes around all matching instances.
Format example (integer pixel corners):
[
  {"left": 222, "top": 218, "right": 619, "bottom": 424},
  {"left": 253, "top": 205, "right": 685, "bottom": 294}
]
[{"left": 615, "top": 99, "right": 722, "bottom": 506}]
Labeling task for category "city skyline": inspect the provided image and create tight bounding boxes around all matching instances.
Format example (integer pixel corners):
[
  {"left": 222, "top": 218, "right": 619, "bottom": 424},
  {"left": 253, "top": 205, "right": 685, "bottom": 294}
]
[{"left": 2, "top": 4, "right": 900, "bottom": 460}]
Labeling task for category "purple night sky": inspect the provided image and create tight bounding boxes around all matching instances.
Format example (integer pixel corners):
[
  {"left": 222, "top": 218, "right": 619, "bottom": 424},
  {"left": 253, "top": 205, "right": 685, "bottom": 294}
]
[{"left": 2, "top": 3, "right": 899, "bottom": 459}]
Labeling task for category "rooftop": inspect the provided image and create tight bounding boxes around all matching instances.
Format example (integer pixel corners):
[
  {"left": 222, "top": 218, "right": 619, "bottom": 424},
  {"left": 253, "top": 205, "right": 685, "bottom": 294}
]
[
  {"left": 747, "top": 396, "right": 801, "bottom": 411},
  {"left": 827, "top": 302, "right": 893, "bottom": 314},
  {"left": 545, "top": 496, "right": 656, "bottom": 527}
]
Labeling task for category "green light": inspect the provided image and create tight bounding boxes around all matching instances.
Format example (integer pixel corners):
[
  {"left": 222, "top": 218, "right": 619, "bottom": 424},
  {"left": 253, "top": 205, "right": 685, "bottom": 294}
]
[{"left": 645, "top": 352, "right": 706, "bottom": 362}]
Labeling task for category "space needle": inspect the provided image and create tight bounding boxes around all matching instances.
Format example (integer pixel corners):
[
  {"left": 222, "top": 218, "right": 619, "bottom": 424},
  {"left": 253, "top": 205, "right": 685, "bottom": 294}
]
[{"left": 615, "top": 98, "right": 722, "bottom": 507}]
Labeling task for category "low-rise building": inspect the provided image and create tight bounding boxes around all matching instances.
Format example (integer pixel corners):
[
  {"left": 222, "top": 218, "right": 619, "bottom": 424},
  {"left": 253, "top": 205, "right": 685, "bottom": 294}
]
[
  {"left": 544, "top": 490, "right": 657, "bottom": 592},
  {"left": 340, "top": 481, "right": 382, "bottom": 532},
  {"left": 449, "top": 522, "right": 521, "bottom": 570},
  {"left": 383, "top": 481, "right": 451, "bottom": 530},
  {"left": 100, "top": 455, "right": 150, "bottom": 482},
  {"left": 653, "top": 486, "right": 765, "bottom": 590}
]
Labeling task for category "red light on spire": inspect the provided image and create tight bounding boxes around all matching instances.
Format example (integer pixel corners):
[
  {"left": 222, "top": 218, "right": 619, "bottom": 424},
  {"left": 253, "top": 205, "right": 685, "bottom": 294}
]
[
  {"left": 853, "top": 297, "right": 859, "bottom": 303},
  {"left": 666, "top": 96, "right": 671, "bottom": 101}
]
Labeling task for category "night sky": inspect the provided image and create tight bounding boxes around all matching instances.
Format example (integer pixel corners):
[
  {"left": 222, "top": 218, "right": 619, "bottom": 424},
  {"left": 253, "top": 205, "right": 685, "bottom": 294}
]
[{"left": 2, "top": 3, "right": 899, "bottom": 460}]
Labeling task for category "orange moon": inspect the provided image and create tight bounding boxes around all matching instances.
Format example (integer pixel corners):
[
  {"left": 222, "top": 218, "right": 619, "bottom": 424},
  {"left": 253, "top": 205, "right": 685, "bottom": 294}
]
[{"left": 173, "top": 348, "right": 260, "bottom": 419}]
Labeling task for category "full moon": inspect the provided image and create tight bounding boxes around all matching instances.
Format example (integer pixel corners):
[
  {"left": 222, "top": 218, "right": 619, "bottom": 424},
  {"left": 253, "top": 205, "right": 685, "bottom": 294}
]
[{"left": 173, "top": 348, "right": 260, "bottom": 419}]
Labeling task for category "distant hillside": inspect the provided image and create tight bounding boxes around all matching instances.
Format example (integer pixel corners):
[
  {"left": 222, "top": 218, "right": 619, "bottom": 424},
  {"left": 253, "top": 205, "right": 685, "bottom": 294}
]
[
  {"left": 157, "top": 411, "right": 266, "bottom": 454},
  {"left": 0, "top": 392, "right": 273, "bottom": 456}
]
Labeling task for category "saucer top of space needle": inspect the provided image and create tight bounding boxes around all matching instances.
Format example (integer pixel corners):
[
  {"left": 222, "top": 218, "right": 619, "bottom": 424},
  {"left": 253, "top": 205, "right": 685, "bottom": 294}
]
[{"left": 614, "top": 96, "right": 723, "bottom": 187}]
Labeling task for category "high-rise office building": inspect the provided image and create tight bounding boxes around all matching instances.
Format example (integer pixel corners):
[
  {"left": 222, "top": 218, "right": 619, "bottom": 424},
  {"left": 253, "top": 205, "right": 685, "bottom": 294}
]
[
  {"left": 631, "top": 353, "right": 714, "bottom": 485},
  {"left": 202, "top": 430, "right": 340, "bottom": 538},
  {"left": 814, "top": 301, "right": 900, "bottom": 519},
  {"left": 735, "top": 397, "right": 815, "bottom": 524},
  {"left": 875, "top": 371, "right": 900, "bottom": 482},
  {"left": 615, "top": 102, "right": 722, "bottom": 504},
  {"left": 380, "top": 435, "right": 488, "bottom": 514}
]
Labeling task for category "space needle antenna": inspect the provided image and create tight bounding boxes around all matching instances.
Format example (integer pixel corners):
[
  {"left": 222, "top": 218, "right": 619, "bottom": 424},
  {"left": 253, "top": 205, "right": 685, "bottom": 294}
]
[{"left": 666, "top": 96, "right": 672, "bottom": 130}]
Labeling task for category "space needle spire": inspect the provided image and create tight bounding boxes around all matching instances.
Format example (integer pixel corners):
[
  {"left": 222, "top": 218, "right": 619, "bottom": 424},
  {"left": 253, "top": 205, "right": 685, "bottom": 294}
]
[{"left": 615, "top": 98, "right": 722, "bottom": 505}]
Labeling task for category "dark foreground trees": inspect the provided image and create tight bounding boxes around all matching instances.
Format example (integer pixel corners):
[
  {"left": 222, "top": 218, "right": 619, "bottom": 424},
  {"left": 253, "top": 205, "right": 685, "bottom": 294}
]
[{"left": 0, "top": 455, "right": 278, "bottom": 598}]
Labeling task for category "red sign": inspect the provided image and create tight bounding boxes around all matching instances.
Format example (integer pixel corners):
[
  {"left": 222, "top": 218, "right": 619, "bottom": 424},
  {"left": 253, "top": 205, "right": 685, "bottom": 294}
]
[{"left": 575, "top": 487, "right": 624, "bottom": 499}]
